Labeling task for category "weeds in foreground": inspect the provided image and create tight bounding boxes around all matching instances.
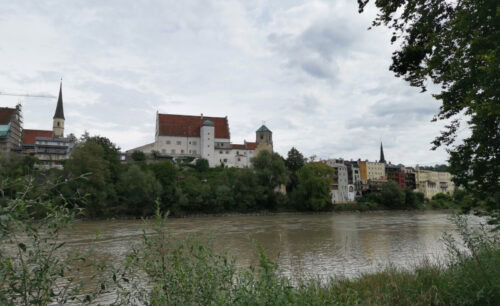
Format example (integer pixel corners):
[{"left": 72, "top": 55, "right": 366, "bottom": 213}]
[
  {"left": 0, "top": 176, "right": 106, "bottom": 305},
  {"left": 1, "top": 182, "right": 499, "bottom": 305},
  {"left": 108, "top": 207, "right": 500, "bottom": 305}
]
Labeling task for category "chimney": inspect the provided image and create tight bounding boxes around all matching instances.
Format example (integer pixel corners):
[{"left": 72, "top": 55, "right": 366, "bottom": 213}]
[{"left": 201, "top": 113, "right": 203, "bottom": 120}]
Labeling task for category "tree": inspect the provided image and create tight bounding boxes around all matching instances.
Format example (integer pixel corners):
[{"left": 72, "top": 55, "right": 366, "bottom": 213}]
[
  {"left": 116, "top": 165, "right": 162, "bottom": 215},
  {"left": 252, "top": 151, "right": 289, "bottom": 189},
  {"left": 131, "top": 151, "right": 146, "bottom": 162},
  {"left": 285, "top": 147, "right": 306, "bottom": 193},
  {"left": 291, "top": 163, "right": 334, "bottom": 211},
  {"left": 84, "top": 135, "right": 122, "bottom": 182},
  {"left": 285, "top": 147, "right": 305, "bottom": 173},
  {"left": 359, "top": 1, "right": 499, "bottom": 222},
  {"left": 64, "top": 142, "right": 116, "bottom": 216},
  {"left": 195, "top": 159, "right": 209, "bottom": 172},
  {"left": 379, "top": 181, "right": 406, "bottom": 209},
  {"left": 252, "top": 151, "right": 289, "bottom": 209},
  {"left": 149, "top": 161, "right": 179, "bottom": 210}
]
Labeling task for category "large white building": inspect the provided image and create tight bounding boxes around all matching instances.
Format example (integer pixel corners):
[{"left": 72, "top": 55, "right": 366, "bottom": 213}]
[
  {"left": 128, "top": 113, "right": 273, "bottom": 168},
  {"left": 323, "top": 159, "right": 352, "bottom": 203}
]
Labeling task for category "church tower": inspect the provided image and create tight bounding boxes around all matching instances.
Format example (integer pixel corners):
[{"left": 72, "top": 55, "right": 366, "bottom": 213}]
[
  {"left": 379, "top": 142, "right": 386, "bottom": 163},
  {"left": 52, "top": 81, "right": 65, "bottom": 138},
  {"left": 256, "top": 125, "right": 273, "bottom": 152}
]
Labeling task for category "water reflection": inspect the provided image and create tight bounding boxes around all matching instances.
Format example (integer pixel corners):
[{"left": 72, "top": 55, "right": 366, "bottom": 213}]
[{"left": 63, "top": 211, "right": 472, "bottom": 280}]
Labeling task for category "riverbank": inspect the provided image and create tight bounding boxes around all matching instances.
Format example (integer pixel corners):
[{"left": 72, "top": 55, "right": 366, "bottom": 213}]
[
  {"left": 87, "top": 203, "right": 455, "bottom": 220},
  {"left": 108, "top": 214, "right": 499, "bottom": 305}
]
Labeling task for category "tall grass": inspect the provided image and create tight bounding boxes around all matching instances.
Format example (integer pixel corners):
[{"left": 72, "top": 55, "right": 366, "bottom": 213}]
[{"left": 109, "top": 209, "right": 500, "bottom": 305}]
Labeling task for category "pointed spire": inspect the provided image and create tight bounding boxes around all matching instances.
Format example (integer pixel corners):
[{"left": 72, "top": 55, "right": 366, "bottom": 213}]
[
  {"left": 53, "top": 80, "right": 65, "bottom": 119},
  {"left": 379, "top": 142, "right": 386, "bottom": 163}
]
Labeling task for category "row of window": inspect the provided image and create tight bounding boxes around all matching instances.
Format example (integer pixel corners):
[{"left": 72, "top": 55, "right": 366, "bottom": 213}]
[
  {"left": 166, "top": 140, "right": 198, "bottom": 145},
  {"left": 160, "top": 149, "right": 198, "bottom": 154}
]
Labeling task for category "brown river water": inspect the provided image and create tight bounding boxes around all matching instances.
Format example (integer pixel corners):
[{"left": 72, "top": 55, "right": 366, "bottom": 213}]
[{"left": 62, "top": 210, "right": 477, "bottom": 281}]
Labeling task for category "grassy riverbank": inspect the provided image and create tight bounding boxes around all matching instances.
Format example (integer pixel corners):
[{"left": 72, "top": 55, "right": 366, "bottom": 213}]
[{"left": 107, "top": 214, "right": 499, "bottom": 305}]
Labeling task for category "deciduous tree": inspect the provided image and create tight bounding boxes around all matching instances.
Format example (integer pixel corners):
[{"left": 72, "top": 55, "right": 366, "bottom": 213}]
[{"left": 359, "top": 0, "right": 499, "bottom": 222}]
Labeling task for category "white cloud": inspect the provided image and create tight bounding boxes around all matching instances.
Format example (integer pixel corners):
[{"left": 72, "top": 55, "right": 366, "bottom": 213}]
[{"left": 0, "top": 0, "right": 452, "bottom": 166}]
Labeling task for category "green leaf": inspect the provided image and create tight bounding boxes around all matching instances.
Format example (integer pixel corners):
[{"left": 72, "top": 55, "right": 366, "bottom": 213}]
[{"left": 18, "top": 243, "right": 26, "bottom": 252}]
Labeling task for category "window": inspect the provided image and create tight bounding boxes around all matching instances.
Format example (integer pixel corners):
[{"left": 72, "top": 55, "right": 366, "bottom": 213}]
[
  {"left": 162, "top": 149, "right": 166, "bottom": 153},
  {"left": 220, "top": 150, "right": 223, "bottom": 154},
  {"left": 57, "top": 122, "right": 60, "bottom": 127},
  {"left": 181, "top": 149, "right": 184, "bottom": 154},
  {"left": 225, "top": 150, "right": 229, "bottom": 154},
  {"left": 192, "top": 150, "right": 197, "bottom": 154},
  {"left": 166, "top": 140, "right": 171, "bottom": 144},
  {"left": 171, "top": 149, "right": 176, "bottom": 154},
  {"left": 176, "top": 141, "right": 181, "bottom": 145},
  {"left": 237, "top": 157, "right": 241, "bottom": 161},
  {"left": 260, "top": 135, "right": 263, "bottom": 139},
  {"left": 223, "top": 158, "right": 228, "bottom": 162},
  {"left": 236, "top": 151, "right": 239, "bottom": 155},
  {"left": 192, "top": 141, "right": 197, "bottom": 145}
]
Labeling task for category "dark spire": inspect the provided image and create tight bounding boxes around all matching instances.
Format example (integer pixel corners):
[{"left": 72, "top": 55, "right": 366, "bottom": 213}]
[
  {"left": 53, "top": 80, "right": 65, "bottom": 119},
  {"left": 379, "top": 142, "right": 386, "bottom": 163}
]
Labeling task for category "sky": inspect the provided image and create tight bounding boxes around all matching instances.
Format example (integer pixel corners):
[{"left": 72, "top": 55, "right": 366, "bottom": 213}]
[{"left": 0, "top": 0, "right": 455, "bottom": 166}]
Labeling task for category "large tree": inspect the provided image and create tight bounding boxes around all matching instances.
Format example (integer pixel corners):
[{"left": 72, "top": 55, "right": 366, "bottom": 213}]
[
  {"left": 291, "top": 163, "right": 334, "bottom": 211},
  {"left": 359, "top": 0, "right": 499, "bottom": 220}
]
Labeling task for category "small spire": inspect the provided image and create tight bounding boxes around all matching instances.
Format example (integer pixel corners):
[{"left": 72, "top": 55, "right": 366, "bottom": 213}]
[
  {"left": 53, "top": 80, "right": 65, "bottom": 119},
  {"left": 379, "top": 142, "right": 386, "bottom": 163}
]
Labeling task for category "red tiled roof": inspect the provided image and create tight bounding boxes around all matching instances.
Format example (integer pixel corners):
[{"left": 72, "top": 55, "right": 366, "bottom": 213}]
[
  {"left": 232, "top": 142, "right": 257, "bottom": 150},
  {"left": 158, "top": 113, "right": 230, "bottom": 139},
  {"left": 246, "top": 142, "right": 257, "bottom": 150},
  {"left": 0, "top": 108, "right": 15, "bottom": 125},
  {"left": 23, "top": 129, "right": 53, "bottom": 145}
]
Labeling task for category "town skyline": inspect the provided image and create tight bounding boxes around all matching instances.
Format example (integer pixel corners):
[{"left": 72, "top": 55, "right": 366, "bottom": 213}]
[{"left": 0, "top": 0, "right": 459, "bottom": 165}]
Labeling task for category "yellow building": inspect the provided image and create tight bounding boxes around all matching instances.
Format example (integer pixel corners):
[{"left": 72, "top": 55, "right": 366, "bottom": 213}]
[
  {"left": 416, "top": 169, "right": 455, "bottom": 199},
  {"left": 359, "top": 161, "right": 386, "bottom": 182}
]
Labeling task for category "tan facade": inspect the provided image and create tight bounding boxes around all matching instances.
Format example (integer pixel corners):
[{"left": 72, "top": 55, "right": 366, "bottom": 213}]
[
  {"left": 416, "top": 169, "right": 455, "bottom": 199},
  {"left": 359, "top": 161, "right": 386, "bottom": 181}
]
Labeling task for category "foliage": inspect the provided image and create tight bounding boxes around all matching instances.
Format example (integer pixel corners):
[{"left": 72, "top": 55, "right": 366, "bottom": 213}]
[
  {"left": 285, "top": 147, "right": 305, "bottom": 193},
  {"left": 252, "top": 150, "right": 289, "bottom": 210},
  {"left": 379, "top": 181, "right": 406, "bottom": 209},
  {"left": 360, "top": 182, "right": 425, "bottom": 209},
  {"left": 64, "top": 141, "right": 116, "bottom": 216},
  {"left": 0, "top": 177, "right": 105, "bottom": 305},
  {"left": 291, "top": 163, "right": 334, "bottom": 211},
  {"left": 359, "top": 0, "right": 500, "bottom": 224},
  {"left": 285, "top": 147, "right": 305, "bottom": 173},
  {"left": 116, "top": 165, "right": 162, "bottom": 215},
  {"left": 252, "top": 150, "right": 289, "bottom": 189},
  {"left": 194, "top": 158, "right": 209, "bottom": 172},
  {"left": 112, "top": 208, "right": 500, "bottom": 305},
  {"left": 418, "top": 164, "right": 450, "bottom": 172},
  {"left": 130, "top": 151, "right": 146, "bottom": 162}
]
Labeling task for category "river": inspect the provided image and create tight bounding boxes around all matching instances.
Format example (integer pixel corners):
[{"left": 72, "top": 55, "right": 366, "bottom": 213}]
[{"left": 63, "top": 210, "right": 476, "bottom": 281}]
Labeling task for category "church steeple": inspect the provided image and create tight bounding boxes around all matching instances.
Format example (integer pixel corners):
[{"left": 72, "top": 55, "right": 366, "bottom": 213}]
[
  {"left": 379, "top": 142, "right": 386, "bottom": 163},
  {"left": 53, "top": 80, "right": 65, "bottom": 138},
  {"left": 53, "top": 81, "right": 64, "bottom": 119}
]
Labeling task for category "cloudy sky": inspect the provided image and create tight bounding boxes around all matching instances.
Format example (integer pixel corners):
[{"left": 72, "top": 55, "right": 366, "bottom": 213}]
[{"left": 0, "top": 0, "right": 455, "bottom": 165}]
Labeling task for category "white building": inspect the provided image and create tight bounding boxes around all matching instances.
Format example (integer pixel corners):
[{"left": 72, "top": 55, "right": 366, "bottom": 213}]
[
  {"left": 127, "top": 113, "right": 273, "bottom": 168},
  {"left": 323, "top": 159, "right": 350, "bottom": 203}
]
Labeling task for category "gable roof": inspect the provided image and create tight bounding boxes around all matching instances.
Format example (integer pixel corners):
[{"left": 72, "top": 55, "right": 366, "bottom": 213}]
[
  {"left": 157, "top": 113, "right": 230, "bottom": 139},
  {"left": 231, "top": 142, "right": 257, "bottom": 150},
  {"left": 0, "top": 107, "right": 16, "bottom": 125},
  {"left": 23, "top": 129, "right": 53, "bottom": 145}
]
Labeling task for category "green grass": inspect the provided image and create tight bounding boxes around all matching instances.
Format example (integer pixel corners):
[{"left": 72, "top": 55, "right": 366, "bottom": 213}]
[{"left": 108, "top": 212, "right": 500, "bottom": 306}]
